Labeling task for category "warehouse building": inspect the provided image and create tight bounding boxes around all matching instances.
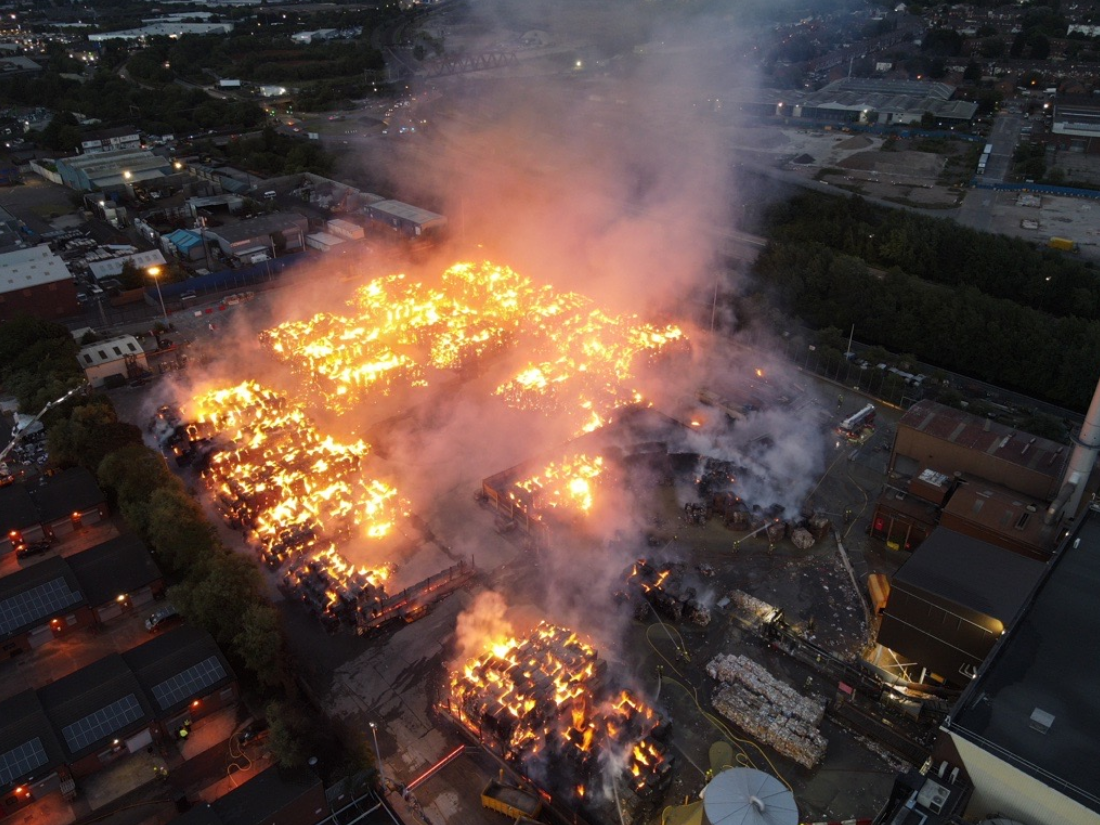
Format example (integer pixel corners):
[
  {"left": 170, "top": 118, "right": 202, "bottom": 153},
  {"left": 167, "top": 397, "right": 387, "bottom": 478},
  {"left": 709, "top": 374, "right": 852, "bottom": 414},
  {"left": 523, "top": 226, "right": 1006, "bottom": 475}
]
[
  {"left": 767, "top": 78, "right": 979, "bottom": 126},
  {"left": 364, "top": 200, "right": 447, "bottom": 238},
  {"left": 53, "top": 149, "right": 177, "bottom": 193},
  {"left": 122, "top": 626, "right": 237, "bottom": 739},
  {"left": 38, "top": 654, "right": 157, "bottom": 779},
  {"left": 1049, "top": 96, "right": 1100, "bottom": 155},
  {"left": 28, "top": 467, "right": 109, "bottom": 539},
  {"left": 0, "top": 245, "right": 79, "bottom": 322},
  {"left": 876, "top": 527, "right": 1045, "bottom": 686},
  {"left": 206, "top": 212, "right": 308, "bottom": 260},
  {"left": 0, "top": 483, "right": 40, "bottom": 556},
  {"left": 936, "top": 508, "right": 1100, "bottom": 825},
  {"left": 78, "top": 334, "right": 149, "bottom": 388},
  {"left": 870, "top": 401, "right": 1069, "bottom": 556}
]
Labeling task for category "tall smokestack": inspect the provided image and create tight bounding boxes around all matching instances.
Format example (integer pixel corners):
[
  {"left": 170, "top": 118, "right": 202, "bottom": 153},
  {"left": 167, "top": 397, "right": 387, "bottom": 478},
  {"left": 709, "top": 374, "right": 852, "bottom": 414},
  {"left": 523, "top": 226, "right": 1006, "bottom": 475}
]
[{"left": 1052, "top": 375, "right": 1100, "bottom": 523}]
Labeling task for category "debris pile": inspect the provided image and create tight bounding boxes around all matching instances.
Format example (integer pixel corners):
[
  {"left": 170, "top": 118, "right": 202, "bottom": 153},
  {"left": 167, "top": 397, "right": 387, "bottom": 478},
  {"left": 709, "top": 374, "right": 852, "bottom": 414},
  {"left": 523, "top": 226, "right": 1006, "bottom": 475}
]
[
  {"left": 706, "top": 653, "right": 828, "bottom": 768},
  {"left": 619, "top": 559, "right": 712, "bottom": 626}
]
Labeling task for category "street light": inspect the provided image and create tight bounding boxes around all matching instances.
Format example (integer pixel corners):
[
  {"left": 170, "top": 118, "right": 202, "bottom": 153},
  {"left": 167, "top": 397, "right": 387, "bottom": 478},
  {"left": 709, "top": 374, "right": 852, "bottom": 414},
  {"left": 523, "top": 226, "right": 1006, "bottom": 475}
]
[
  {"left": 368, "top": 722, "right": 386, "bottom": 789},
  {"left": 148, "top": 266, "right": 168, "bottom": 326}
]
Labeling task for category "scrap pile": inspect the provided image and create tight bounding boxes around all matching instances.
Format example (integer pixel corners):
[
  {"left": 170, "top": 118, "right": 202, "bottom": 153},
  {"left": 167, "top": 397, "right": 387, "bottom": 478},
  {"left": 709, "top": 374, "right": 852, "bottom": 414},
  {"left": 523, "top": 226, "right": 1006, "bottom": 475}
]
[
  {"left": 619, "top": 559, "right": 712, "bottom": 626},
  {"left": 706, "top": 654, "right": 828, "bottom": 768},
  {"left": 187, "top": 381, "right": 402, "bottom": 626},
  {"left": 441, "top": 622, "right": 673, "bottom": 806},
  {"left": 260, "top": 261, "right": 686, "bottom": 433}
]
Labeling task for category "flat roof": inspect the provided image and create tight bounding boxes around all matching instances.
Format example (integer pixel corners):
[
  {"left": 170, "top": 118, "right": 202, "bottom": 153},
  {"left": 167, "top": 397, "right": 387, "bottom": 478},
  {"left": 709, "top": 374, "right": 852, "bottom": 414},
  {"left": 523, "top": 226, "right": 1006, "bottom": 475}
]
[
  {"left": 941, "top": 479, "right": 1057, "bottom": 556},
  {"left": 66, "top": 535, "right": 162, "bottom": 607},
  {"left": 368, "top": 199, "right": 445, "bottom": 226},
  {"left": 947, "top": 508, "right": 1100, "bottom": 813},
  {"left": 208, "top": 212, "right": 308, "bottom": 245},
  {"left": 899, "top": 400, "right": 1067, "bottom": 483},
  {"left": 893, "top": 527, "right": 1045, "bottom": 621},
  {"left": 0, "top": 245, "right": 73, "bottom": 290}
]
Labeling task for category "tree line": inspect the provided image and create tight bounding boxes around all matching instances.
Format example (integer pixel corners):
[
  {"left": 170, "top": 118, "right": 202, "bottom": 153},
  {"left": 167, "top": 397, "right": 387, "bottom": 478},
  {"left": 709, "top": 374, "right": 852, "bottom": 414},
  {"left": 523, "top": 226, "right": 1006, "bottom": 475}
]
[
  {"left": 752, "top": 198, "right": 1100, "bottom": 411},
  {"left": 763, "top": 192, "right": 1100, "bottom": 323}
]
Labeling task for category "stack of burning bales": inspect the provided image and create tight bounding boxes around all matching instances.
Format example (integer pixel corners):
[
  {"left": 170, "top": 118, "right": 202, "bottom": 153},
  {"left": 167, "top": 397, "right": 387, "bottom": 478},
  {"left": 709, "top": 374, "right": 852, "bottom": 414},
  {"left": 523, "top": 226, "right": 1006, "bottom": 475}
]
[
  {"left": 181, "top": 381, "right": 402, "bottom": 629},
  {"left": 257, "top": 262, "right": 687, "bottom": 434},
  {"left": 440, "top": 622, "right": 673, "bottom": 816},
  {"left": 706, "top": 653, "right": 828, "bottom": 769}
]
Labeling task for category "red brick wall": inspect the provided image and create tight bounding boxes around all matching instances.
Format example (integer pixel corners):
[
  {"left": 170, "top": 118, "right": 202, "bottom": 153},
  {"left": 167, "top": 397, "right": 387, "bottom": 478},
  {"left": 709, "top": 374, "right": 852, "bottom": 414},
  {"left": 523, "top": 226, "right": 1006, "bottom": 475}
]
[{"left": 0, "top": 280, "right": 80, "bottom": 322}]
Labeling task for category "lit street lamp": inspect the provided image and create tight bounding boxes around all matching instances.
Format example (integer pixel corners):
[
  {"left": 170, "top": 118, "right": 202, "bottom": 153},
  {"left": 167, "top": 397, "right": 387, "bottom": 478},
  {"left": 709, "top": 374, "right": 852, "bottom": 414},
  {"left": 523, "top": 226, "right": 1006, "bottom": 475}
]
[
  {"left": 148, "top": 266, "right": 169, "bottom": 326},
  {"left": 368, "top": 722, "right": 386, "bottom": 789}
]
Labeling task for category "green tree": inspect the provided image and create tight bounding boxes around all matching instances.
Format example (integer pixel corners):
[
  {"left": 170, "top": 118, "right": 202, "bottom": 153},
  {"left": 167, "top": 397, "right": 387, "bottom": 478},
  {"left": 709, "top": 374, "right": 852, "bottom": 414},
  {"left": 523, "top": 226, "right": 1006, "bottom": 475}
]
[{"left": 233, "top": 604, "right": 287, "bottom": 689}]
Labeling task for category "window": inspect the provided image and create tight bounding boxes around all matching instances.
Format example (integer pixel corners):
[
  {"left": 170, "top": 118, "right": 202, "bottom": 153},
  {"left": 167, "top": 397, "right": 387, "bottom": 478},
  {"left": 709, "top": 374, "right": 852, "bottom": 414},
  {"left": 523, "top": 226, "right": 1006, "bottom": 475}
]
[
  {"left": 98, "top": 350, "right": 107, "bottom": 360},
  {"left": 83, "top": 354, "right": 93, "bottom": 364},
  {"left": 127, "top": 343, "right": 136, "bottom": 352},
  {"left": 112, "top": 347, "right": 122, "bottom": 356}
]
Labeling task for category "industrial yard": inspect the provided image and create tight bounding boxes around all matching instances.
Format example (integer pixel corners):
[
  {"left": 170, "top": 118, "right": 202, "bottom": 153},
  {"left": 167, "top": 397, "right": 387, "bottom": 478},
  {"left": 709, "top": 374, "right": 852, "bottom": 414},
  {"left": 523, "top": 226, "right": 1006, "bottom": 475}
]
[{"left": 120, "top": 252, "right": 922, "bottom": 825}]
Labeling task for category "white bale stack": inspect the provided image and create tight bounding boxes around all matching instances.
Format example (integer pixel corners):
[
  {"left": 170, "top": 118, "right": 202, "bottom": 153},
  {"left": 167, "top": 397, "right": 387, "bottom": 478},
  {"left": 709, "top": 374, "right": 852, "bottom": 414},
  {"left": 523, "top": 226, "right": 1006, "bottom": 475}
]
[{"left": 706, "top": 653, "right": 828, "bottom": 769}]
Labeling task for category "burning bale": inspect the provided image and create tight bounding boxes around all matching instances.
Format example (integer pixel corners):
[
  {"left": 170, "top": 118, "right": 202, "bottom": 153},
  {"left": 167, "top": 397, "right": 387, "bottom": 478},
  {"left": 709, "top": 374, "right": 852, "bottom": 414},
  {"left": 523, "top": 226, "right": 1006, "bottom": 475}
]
[
  {"left": 706, "top": 654, "right": 828, "bottom": 769},
  {"left": 619, "top": 559, "right": 712, "bottom": 626},
  {"left": 440, "top": 622, "right": 673, "bottom": 811}
]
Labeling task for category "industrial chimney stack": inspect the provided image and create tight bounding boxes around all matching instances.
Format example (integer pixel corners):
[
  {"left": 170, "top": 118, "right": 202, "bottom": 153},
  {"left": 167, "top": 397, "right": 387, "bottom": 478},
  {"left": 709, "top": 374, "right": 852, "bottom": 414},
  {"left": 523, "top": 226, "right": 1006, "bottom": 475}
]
[{"left": 1047, "top": 375, "right": 1100, "bottom": 524}]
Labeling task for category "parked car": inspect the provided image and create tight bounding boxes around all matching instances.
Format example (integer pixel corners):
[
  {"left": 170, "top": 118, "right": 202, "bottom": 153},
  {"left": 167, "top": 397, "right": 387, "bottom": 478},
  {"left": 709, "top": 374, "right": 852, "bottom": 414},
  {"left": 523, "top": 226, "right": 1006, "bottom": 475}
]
[
  {"left": 15, "top": 538, "right": 55, "bottom": 559},
  {"left": 145, "top": 604, "right": 182, "bottom": 632},
  {"left": 238, "top": 719, "right": 269, "bottom": 744}
]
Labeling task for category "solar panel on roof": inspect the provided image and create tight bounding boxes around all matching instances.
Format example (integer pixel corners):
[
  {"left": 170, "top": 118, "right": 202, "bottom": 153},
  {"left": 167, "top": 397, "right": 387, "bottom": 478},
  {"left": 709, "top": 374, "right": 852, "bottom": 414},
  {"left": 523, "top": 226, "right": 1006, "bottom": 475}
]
[
  {"left": 151, "top": 656, "right": 227, "bottom": 710},
  {"left": 0, "top": 738, "right": 47, "bottom": 784},
  {"left": 61, "top": 694, "right": 143, "bottom": 753},
  {"left": 0, "top": 578, "right": 83, "bottom": 635}
]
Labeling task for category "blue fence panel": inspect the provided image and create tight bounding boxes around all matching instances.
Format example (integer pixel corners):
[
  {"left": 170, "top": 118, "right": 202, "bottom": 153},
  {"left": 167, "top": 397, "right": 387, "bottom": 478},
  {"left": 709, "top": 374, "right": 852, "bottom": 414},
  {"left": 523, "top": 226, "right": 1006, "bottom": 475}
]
[
  {"left": 148, "top": 252, "right": 311, "bottom": 301},
  {"left": 968, "top": 180, "right": 1100, "bottom": 200}
]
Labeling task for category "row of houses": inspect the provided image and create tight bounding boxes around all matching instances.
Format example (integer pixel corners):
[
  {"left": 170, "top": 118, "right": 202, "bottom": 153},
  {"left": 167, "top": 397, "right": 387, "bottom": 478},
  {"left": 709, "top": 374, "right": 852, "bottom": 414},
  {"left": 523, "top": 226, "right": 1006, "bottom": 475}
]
[
  {"left": 0, "top": 625, "right": 237, "bottom": 817},
  {"left": 0, "top": 468, "right": 108, "bottom": 555},
  {"left": 0, "top": 533, "right": 164, "bottom": 659}
]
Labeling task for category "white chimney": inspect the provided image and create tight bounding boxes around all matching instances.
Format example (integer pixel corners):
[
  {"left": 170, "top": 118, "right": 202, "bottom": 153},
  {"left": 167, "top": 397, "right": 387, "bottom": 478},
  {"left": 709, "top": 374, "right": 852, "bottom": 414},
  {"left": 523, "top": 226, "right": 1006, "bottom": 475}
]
[{"left": 1057, "top": 376, "right": 1100, "bottom": 521}]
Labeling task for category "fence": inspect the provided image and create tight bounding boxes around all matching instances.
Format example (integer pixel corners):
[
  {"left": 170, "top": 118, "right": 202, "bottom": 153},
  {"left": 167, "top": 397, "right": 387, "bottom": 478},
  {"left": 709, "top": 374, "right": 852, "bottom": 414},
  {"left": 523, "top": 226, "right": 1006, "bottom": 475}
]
[
  {"left": 968, "top": 179, "right": 1100, "bottom": 200},
  {"left": 144, "top": 252, "right": 311, "bottom": 306}
]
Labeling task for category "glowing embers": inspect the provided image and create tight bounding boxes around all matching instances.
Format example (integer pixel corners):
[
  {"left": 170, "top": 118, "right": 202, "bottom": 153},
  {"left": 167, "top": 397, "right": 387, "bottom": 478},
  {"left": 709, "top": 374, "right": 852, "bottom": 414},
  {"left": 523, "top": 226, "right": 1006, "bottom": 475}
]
[
  {"left": 442, "top": 622, "right": 672, "bottom": 802},
  {"left": 259, "top": 261, "right": 685, "bottom": 430},
  {"left": 510, "top": 454, "right": 606, "bottom": 518},
  {"left": 189, "top": 381, "right": 403, "bottom": 617}
]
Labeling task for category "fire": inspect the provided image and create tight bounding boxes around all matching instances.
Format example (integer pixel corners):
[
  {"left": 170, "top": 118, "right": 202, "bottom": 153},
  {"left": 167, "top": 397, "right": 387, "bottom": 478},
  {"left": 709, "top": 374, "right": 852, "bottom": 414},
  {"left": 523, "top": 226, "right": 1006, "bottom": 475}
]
[
  {"left": 261, "top": 262, "right": 685, "bottom": 432},
  {"left": 441, "top": 622, "right": 671, "bottom": 802},
  {"left": 187, "top": 381, "right": 404, "bottom": 621},
  {"left": 511, "top": 454, "right": 605, "bottom": 516}
]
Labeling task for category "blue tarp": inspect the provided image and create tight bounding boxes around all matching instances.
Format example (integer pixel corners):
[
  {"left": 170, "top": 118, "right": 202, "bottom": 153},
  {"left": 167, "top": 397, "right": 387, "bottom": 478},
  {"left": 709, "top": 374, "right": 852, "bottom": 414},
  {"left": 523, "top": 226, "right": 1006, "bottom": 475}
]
[{"left": 165, "top": 229, "right": 203, "bottom": 252}]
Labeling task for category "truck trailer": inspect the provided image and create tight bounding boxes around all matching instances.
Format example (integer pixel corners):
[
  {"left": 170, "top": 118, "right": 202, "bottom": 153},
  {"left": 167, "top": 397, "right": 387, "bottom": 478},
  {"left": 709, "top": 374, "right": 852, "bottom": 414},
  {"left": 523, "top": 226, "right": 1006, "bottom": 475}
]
[{"left": 481, "top": 777, "right": 542, "bottom": 821}]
